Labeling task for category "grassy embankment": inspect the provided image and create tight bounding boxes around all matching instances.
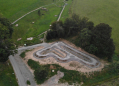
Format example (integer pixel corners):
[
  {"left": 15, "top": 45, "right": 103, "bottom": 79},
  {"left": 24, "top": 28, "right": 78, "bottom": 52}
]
[
  {"left": 71, "top": 0, "right": 119, "bottom": 54},
  {"left": 0, "top": 61, "right": 18, "bottom": 86}
]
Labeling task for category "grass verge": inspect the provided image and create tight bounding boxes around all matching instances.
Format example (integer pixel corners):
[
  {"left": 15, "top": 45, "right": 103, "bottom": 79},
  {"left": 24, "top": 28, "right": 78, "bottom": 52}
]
[{"left": 0, "top": 61, "right": 18, "bottom": 86}]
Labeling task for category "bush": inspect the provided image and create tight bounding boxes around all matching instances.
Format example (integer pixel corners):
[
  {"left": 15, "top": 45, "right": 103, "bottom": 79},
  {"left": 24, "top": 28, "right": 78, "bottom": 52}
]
[
  {"left": 34, "top": 69, "right": 48, "bottom": 84},
  {"left": 27, "top": 59, "right": 40, "bottom": 70},
  {"left": 20, "top": 50, "right": 30, "bottom": 58},
  {"left": 38, "top": 10, "right": 41, "bottom": 16},
  {"left": 20, "top": 52, "right": 25, "bottom": 58},
  {"left": 26, "top": 80, "right": 31, "bottom": 85}
]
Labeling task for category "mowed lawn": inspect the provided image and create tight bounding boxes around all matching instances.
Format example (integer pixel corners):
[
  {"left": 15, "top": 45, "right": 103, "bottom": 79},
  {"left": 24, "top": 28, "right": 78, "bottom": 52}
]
[
  {"left": 12, "top": 3, "right": 62, "bottom": 41},
  {"left": 0, "top": 0, "right": 53, "bottom": 20},
  {"left": 0, "top": 61, "right": 18, "bottom": 86},
  {"left": 11, "top": 0, "right": 72, "bottom": 45},
  {"left": 71, "top": 0, "right": 119, "bottom": 54}
]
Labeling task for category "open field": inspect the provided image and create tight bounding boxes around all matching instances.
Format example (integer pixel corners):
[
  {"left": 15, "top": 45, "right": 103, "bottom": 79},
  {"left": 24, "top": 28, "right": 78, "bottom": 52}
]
[
  {"left": 0, "top": 0, "right": 72, "bottom": 45},
  {"left": 71, "top": 0, "right": 119, "bottom": 54},
  {"left": 5, "top": 0, "right": 72, "bottom": 45},
  {"left": 12, "top": 3, "right": 62, "bottom": 41},
  {"left": 0, "top": 61, "right": 18, "bottom": 86},
  {"left": 0, "top": 0, "right": 54, "bottom": 20}
]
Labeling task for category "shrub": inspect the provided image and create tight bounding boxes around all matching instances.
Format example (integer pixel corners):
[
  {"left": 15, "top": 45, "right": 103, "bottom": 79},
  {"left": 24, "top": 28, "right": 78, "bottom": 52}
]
[
  {"left": 27, "top": 59, "right": 40, "bottom": 70},
  {"left": 34, "top": 69, "right": 48, "bottom": 84},
  {"left": 20, "top": 52, "right": 25, "bottom": 58},
  {"left": 26, "top": 80, "right": 31, "bottom": 85}
]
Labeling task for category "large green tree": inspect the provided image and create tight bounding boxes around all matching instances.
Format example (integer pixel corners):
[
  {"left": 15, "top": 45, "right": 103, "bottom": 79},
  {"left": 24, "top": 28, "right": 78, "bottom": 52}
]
[
  {"left": 78, "top": 28, "right": 95, "bottom": 52},
  {"left": 0, "top": 17, "right": 17, "bottom": 62},
  {"left": 93, "top": 23, "right": 115, "bottom": 61},
  {"left": 78, "top": 23, "right": 115, "bottom": 61},
  {"left": 34, "top": 69, "right": 48, "bottom": 83},
  {"left": 50, "top": 20, "right": 63, "bottom": 31}
]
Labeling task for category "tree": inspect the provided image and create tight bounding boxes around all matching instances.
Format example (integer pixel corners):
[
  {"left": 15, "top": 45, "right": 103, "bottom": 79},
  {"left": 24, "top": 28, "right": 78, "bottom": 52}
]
[
  {"left": 0, "top": 17, "right": 13, "bottom": 37},
  {"left": 56, "top": 24, "right": 64, "bottom": 38},
  {"left": 50, "top": 20, "right": 63, "bottom": 31},
  {"left": 38, "top": 10, "right": 41, "bottom": 16},
  {"left": 34, "top": 69, "right": 48, "bottom": 82},
  {"left": 86, "top": 21, "right": 94, "bottom": 30},
  {"left": 63, "top": 17, "right": 79, "bottom": 36},
  {"left": 77, "top": 23, "right": 115, "bottom": 61},
  {"left": 78, "top": 28, "right": 97, "bottom": 53},
  {"left": 0, "top": 17, "right": 17, "bottom": 62},
  {"left": 63, "top": 14, "right": 89, "bottom": 36},
  {"left": 79, "top": 17, "right": 89, "bottom": 31},
  {"left": 92, "top": 23, "right": 115, "bottom": 61}
]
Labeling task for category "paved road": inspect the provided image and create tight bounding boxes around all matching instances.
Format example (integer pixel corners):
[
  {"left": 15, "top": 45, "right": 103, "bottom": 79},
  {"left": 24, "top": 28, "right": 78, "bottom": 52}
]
[{"left": 9, "top": 43, "right": 50, "bottom": 86}]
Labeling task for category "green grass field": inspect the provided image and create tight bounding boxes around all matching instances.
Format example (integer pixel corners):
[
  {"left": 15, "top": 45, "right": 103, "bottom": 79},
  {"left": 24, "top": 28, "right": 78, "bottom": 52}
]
[
  {"left": 0, "top": 0, "right": 72, "bottom": 45},
  {"left": 0, "top": 0, "right": 53, "bottom": 20},
  {"left": 71, "top": 0, "right": 119, "bottom": 54},
  {"left": 12, "top": 1, "right": 63, "bottom": 43},
  {"left": 0, "top": 61, "right": 18, "bottom": 86},
  {"left": 10, "top": 0, "right": 72, "bottom": 45}
]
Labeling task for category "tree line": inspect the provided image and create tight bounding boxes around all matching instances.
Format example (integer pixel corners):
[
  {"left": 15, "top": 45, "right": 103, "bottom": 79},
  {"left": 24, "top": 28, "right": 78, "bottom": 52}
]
[
  {"left": 46, "top": 14, "right": 115, "bottom": 61},
  {"left": 0, "top": 15, "right": 17, "bottom": 62}
]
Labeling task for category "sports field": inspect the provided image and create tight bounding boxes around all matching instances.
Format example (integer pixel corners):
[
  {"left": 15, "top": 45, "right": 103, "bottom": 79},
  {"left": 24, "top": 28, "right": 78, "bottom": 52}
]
[{"left": 71, "top": 0, "right": 119, "bottom": 54}]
